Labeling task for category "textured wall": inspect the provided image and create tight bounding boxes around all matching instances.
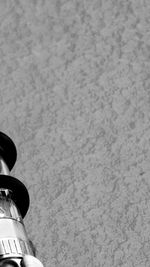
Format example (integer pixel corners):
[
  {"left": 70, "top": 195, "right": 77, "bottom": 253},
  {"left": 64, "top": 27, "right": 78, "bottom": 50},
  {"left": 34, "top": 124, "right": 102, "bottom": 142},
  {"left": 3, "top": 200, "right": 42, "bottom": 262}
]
[{"left": 0, "top": 0, "right": 150, "bottom": 266}]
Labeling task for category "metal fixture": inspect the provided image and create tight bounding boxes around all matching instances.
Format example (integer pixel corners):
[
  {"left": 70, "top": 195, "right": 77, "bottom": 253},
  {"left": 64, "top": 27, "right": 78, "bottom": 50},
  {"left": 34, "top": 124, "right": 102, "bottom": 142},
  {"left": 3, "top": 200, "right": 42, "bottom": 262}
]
[{"left": 0, "top": 132, "right": 33, "bottom": 266}]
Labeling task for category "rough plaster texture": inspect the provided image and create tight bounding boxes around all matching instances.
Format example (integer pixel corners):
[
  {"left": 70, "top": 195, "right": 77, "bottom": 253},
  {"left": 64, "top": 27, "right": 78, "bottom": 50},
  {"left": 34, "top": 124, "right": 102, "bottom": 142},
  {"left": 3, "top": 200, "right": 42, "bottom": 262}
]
[{"left": 0, "top": 0, "right": 150, "bottom": 266}]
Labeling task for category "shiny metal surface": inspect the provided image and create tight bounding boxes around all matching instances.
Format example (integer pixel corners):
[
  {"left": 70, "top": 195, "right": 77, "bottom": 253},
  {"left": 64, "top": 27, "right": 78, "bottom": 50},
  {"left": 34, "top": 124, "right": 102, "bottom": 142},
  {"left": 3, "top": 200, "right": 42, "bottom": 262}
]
[
  {"left": 0, "top": 159, "right": 10, "bottom": 176},
  {"left": 0, "top": 159, "right": 33, "bottom": 263},
  {"left": 0, "top": 218, "right": 33, "bottom": 260},
  {"left": 0, "top": 219, "right": 28, "bottom": 240},
  {"left": 0, "top": 238, "right": 31, "bottom": 258},
  {"left": 0, "top": 136, "right": 34, "bottom": 266},
  {"left": 0, "top": 258, "right": 21, "bottom": 266},
  {"left": 0, "top": 188, "right": 22, "bottom": 222}
]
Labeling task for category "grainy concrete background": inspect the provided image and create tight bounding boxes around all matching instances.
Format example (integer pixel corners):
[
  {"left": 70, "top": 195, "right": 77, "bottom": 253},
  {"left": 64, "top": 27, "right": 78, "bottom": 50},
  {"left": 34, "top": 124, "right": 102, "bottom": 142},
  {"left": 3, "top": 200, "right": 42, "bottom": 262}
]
[{"left": 0, "top": 0, "right": 150, "bottom": 266}]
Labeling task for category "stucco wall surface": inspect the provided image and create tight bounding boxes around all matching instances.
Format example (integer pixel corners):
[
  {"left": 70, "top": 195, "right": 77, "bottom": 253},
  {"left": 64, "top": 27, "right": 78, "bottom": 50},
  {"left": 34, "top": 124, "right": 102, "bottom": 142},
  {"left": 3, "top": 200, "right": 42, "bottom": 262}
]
[{"left": 0, "top": 0, "right": 150, "bottom": 266}]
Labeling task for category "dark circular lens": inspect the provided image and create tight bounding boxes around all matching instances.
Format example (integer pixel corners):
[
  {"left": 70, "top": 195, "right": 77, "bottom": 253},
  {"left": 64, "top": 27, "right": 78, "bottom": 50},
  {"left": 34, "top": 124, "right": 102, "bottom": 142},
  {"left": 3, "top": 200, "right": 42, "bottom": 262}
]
[{"left": 0, "top": 259, "right": 19, "bottom": 267}]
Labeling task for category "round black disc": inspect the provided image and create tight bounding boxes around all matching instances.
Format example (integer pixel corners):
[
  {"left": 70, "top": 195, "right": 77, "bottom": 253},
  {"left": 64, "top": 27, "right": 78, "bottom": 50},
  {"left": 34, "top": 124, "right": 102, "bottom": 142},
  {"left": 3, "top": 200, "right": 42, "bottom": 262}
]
[
  {"left": 0, "top": 175, "right": 29, "bottom": 218},
  {"left": 0, "top": 132, "right": 17, "bottom": 171}
]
